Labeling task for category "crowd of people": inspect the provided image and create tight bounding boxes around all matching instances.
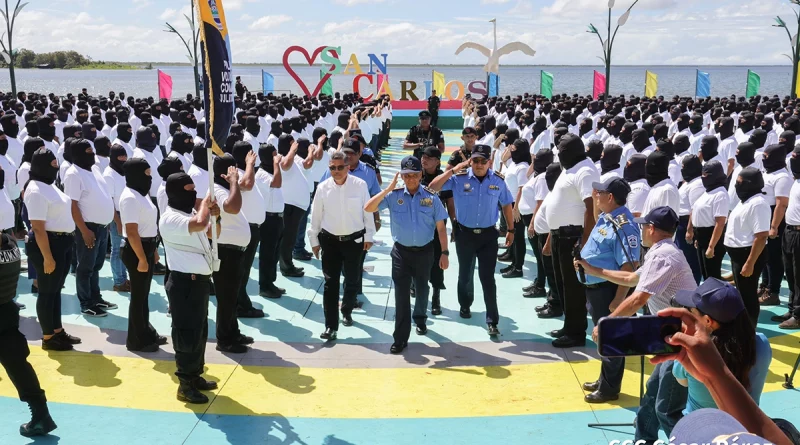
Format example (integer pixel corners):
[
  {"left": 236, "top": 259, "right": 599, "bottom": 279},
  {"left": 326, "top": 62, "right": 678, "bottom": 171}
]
[{"left": 0, "top": 85, "right": 798, "bottom": 444}]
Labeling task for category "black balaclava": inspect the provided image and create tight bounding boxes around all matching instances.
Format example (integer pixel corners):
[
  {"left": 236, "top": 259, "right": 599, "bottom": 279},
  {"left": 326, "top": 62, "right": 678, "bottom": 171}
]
[
  {"left": 259, "top": 144, "right": 276, "bottom": 175},
  {"left": 735, "top": 142, "right": 756, "bottom": 168},
  {"left": 106, "top": 112, "right": 118, "bottom": 128},
  {"left": 656, "top": 139, "right": 675, "bottom": 159},
  {"left": 718, "top": 117, "right": 735, "bottom": 140},
  {"left": 545, "top": 162, "right": 562, "bottom": 191},
  {"left": 676, "top": 114, "right": 690, "bottom": 132},
  {"left": 557, "top": 134, "right": 586, "bottom": 170},
  {"left": 109, "top": 144, "right": 127, "bottom": 175},
  {"left": 157, "top": 156, "right": 183, "bottom": 181},
  {"left": 653, "top": 123, "right": 669, "bottom": 142},
  {"left": 0, "top": 114, "right": 18, "bottom": 139},
  {"left": 225, "top": 133, "right": 241, "bottom": 153},
  {"left": 674, "top": 134, "right": 691, "bottom": 155},
  {"left": 624, "top": 153, "right": 648, "bottom": 182},
  {"left": 192, "top": 143, "right": 208, "bottom": 171},
  {"left": 510, "top": 139, "right": 532, "bottom": 164},
  {"left": 180, "top": 111, "right": 193, "bottom": 129},
  {"left": 70, "top": 138, "right": 95, "bottom": 170},
  {"left": 600, "top": 144, "right": 623, "bottom": 174},
  {"left": 165, "top": 173, "right": 196, "bottom": 214},
  {"left": 281, "top": 119, "right": 293, "bottom": 135},
  {"left": 117, "top": 123, "right": 133, "bottom": 143},
  {"left": 25, "top": 121, "right": 39, "bottom": 138},
  {"left": 533, "top": 148, "right": 553, "bottom": 176},
  {"left": 296, "top": 138, "right": 311, "bottom": 159},
  {"left": 136, "top": 127, "right": 157, "bottom": 153},
  {"left": 21, "top": 137, "right": 44, "bottom": 165},
  {"left": 749, "top": 129, "right": 767, "bottom": 150},
  {"left": 735, "top": 167, "right": 765, "bottom": 202},
  {"left": 123, "top": 158, "right": 152, "bottom": 197},
  {"left": 645, "top": 150, "right": 670, "bottom": 186},
  {"left": 689, "top": 114, "right": 704, "bottom": 134},
  {"left": 277, "top": 134, "right": 294, "bottom": 156},
  {"left": 231, "top": 141, "right": 252, "bottom": 170},
  {"left": 94, "top": 136, "right": 111, "bottom": 157},
  {"left": 762, "top": 117, "right": 775, "bottom": 133},
  {"left": 29, "top": 148, "right": 59, "bottom": 185},
  {"left": 700, "top": 135, "right": 719, "bottom": 161},
  {"left": 619, "top": 122, "right": 637, "bottom": 145},
  {"left": 790, "top": 151, "right": 800, "bottom": 179},
  {"left": 631, "top": 128, "right": 650, "bottom": 152},
  {"left": 785, "top": 116, "right": 800, "bottom": 134},
  {"left": 312, "top": 127, "right": 328, "bottom": 147},
  {"left": 213, "top": 154, "right": 237, "bottom": 190},
  {"left": 245, "top": 116, "right": 260, "bottom": 137},
  {"left": 196, "top": 121, "right": 206, "bottom": 140},
  {"left": 552, "top": 126, "right": 569, "bottom": 148},
  {"left": 171, "top": 131, "right": 193, "bottom": 155},
  {"left": 779, "top": 131, "right": 796, "bottom": 153},
  {"left": 148, "top": 124, "right": 161, "bottom": 146},
  {"left": 701, "top": 161, "right": 726, "bottom": 192},
  {"left": 579, "top": 119, "right": 593, "bottom": 137},
  {"left": 586, "top": 140, "right": 604, "bottom": 163},
  {"left": 504, "top": 128, "right": 520, "bottom": 146},
  {"left": 739, "top": 113, "right": 755, "bottom": 133},
  {"left": 62, "top": 138, "right": 75, "bottom": 164},
  {"left": 270, "top": 121, "right": 282, "bottom": 137},
  {"left": 0, "top": 133, "right": 7, "bottom": 156},
  {"left": 681, "top": 155, "right": 703, "bottom": 183},
  {"left": 762, "top": 144, "right": 787, "bottom": 173},
  {"left": 56, "top": 107, "right": 69, "bottom": 123}
]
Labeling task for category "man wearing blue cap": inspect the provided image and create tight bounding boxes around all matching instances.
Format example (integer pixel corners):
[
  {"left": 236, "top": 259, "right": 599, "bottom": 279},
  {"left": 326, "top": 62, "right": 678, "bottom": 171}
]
[
  {"left": 365, "top": 156, "right": 449, "bottom": 353},
  {"left": 428, "top": 144, "right": 514, "bottom": 336}
]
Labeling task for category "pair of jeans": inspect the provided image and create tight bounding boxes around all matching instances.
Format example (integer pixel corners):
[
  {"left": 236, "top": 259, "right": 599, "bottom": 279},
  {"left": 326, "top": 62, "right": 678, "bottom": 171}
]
[
  {"left": 454, "top": 225, "right": 500, "bottom": 325},
  {"left": 392, "top": 243, "right": 435, "bottom": 345},
  {"left": 258, "top": 213, "right": 283, "bottom": 290},
  {"left": 728, "top": 245, "right": 768, "bottom": 326},
  {"left": 237, "top": 224, "right": 260, "bottom": 312},
  {"left": 693, "top": 226, "right": 726, "bottom": 280},
  {"left": 551, "top": 227, "right": 587, "bottom": 336},
  {"left": 523, "top": 215, "right": 545, "bottom": 288},
  {"left": 319, "top": 234, "right": 364, "bottom": 331},
  {"left": 676, "top": 216, "right": 702, "bottom": 285},
  {"left": 537, "top": 233, "right": 558, "bottom": 297},
  {"left": 166, "top": 271, "right": 210, "bottom": 388},
  {"left": 586, "top": 282, "right": 624, "bottom": 395},
  {"left": 74, "top": 223, "right": 109, "bottom": 310},
  {"left": 109, "top": 222, "right": 127, "bottom": 286},
  {"left": 0, "top": 301, "right": 46, "bottom": 404},
  {"left": 27, "top": 233, "right": 73, "bottom": 335},
  {"left": 121, "top": 239, "right": 158, "bottom": 350},
  {"left": 634, "top": 360, "right": 688, "bottom": 445},
  {"left": 213, "top": 246, "right": 245, "bottom": 345},
  {"left": 783, "top": 226, "right": 800, "bottom": 318}
]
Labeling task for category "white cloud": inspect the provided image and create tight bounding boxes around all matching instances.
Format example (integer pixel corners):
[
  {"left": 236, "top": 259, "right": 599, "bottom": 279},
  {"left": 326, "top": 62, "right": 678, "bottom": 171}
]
[
  {"left": 158, "top": 8, "right": 178, "bottom": 21},
  {"left": 481, "top": 0, "right": 511, "bottom": 4},
  {"left": 333, "top": 0, "right": 386, "bottom": 5},
  {"left": 131, "top": 0, "right": 152, "bottom": 11},
  {"left": 249, "top": 15, "right": 292, "bottom": 30}
]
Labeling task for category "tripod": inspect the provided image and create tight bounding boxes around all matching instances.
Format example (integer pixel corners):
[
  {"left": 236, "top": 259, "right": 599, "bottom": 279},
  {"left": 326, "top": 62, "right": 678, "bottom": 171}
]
[
  {"left": 783, "top": 341, "right": 800, "bottom": 389},
  {"left": 587, "top": 355, "right": 646, "bottom": 428}
]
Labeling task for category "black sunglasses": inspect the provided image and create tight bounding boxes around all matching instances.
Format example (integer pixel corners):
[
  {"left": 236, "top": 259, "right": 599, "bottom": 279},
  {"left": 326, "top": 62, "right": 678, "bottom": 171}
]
[{"left": 329, "top": 165, "right": 347, "bottom": 172}]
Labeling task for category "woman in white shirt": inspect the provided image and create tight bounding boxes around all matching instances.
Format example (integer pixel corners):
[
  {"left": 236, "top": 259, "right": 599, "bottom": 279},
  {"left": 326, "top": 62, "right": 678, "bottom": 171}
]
[
  {"left": 119, "top": 158, "right": 165, "bottom": 353},
  {"left": 532, "top": 162, "right": 563, "bottom": 311},
  {"left": 520, "top": 149, "right": 553, "bottom": 297},
  {"left": 23, "top": 148, "right": 80, "bottom": 351},
  {"left": 687, "top": 161, "right": 729, "bottom": 280},
  {"left": 676, "top": 155, "right": 704, "bottom": 284},
  {"left": 724, "top": 167, "right": 771, "bottom": 325},
  {"left": 759, "top": 144, "right": 793, "bottom": 306},
  {"left": 500, "top": 138, "right": 531, "bottom": 278}
]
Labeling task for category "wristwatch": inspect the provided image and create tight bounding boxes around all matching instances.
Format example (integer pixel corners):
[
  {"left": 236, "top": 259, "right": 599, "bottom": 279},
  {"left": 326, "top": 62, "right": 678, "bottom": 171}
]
[
  {"left": 442, "top": 250, "right": 450, "bottom": 256},
  {"left": 507, "top": 229, "right": 516, "bottom": 234}
]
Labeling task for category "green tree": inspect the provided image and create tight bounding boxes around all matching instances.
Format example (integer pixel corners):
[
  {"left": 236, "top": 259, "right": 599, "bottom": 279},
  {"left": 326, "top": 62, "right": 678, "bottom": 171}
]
[{"left": 15, "top": 47, "right": 33, "bottom": 67}]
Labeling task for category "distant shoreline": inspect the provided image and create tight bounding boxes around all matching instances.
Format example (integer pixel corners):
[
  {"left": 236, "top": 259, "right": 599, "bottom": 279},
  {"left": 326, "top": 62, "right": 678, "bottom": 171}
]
[{"left": 17, "top": 63, "right": 787, "bottom": 69}]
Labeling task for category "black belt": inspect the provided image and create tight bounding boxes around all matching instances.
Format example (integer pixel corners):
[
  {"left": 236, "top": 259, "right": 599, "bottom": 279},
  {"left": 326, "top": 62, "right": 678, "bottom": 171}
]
[
  {"left": 457, "top": 223, "right": 494, "bottom": 234},
  {"left": 218, "top": 243, "right": 247, "bottom": 252},
  {"left": 787, "top": 225, "right": 800, "bottom": 231},
  {"left": 550, "top": 225, "right": 583, "bottom": 237},
  {"left": 46, "top": 231, "right": 73, "bottom": 237},
  {"left": 124, "top": 236, "right": 159, "bottom": 244},
  {"left": 395, "top": 241, "right": 434, "bottom": 252},
  {"left": 320, "top": 229, "right": 366, "bottom": 242},
  {"left": 265, "top": 211, "right": 283, "bottom": 217},
  {"left": 170, "top": 271, "right": 211, "bottom": 282},
  {"left": 249, "top": 223, "right": 260, "bottom": 229},
  {"left": 85, "top": 222, "right": 109, "bottom": 229}
]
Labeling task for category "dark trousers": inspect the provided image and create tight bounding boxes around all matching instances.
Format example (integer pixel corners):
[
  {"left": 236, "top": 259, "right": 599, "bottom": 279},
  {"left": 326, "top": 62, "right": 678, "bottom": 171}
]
[
  {"left": 430, "top": 110, "right": 439, "bottom": 127},
  {"left": 586, "top": 282, "right": 625, "bottom": 395},
  {"left": 761, "top": 207, "right": 785, "bottom": 293},
  {"left": 694, "top": 226, "right": 726, "bottom": 280},
  {"left": 523, "top": 215, "right": 545, "bottom": 288},
  {"left": 74, "top": 223, "right": 109, "bottom": 310},
  {"left": 634, "top": 360, "right": 688, "bottom": 444},
  {"left": 783, "top": 227, "right": 800, "bottom": 318},
  {"left": 279, "top": 204, "right": 305, "bottom": 272},
  {"left": 294, "top": 185, "right": 317, "bottom": 254},
  {"left": 121, "top": 240, "right": 158, "bottom": 350},
  {"left": 454, "top": 225, "right": 500, "bottom": 325},
  {"left": 213, "top": 246, "right": 244, "bottom": 344},
  {"left": 551, "top": 227, "right": 587, "bottom": 336},
  {"left": 0, "top": 301, "right": 46, "bottom": 404},
  {"left": 259, "top": 213, "right": 283, "bottom": 290},
  {"left": 510, "top": 210, "right": 527, "bottom": 270},
  {"left": 392, "top": 243, "right": 435, "bottom": 345},
  {"left": 728, "top": 245, "right": 768, "bottom": 326},
  {"left": 319, "top": 233, "right": 364, "bottom": 331},
  {"left": 676, "top": 216, "right": 702, "bottom": 284},
  {"left": 166, "top": 272, "right": 210, "bottom": 388},
  {"left": 430, "top": 228, "right": 445, "bottom": 290},
  {"left": 27, "top": 233, "right": 73, "bottom": 335},
  {"left": 537, "top": 233, "right": 558, "bottom": 294},
  {"left": 237, "top": 224, "right": 260, "bottom": 311}
]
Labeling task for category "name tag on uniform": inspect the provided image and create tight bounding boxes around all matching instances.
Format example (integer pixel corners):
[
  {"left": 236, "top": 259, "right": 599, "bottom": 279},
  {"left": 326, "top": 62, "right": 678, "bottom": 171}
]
[
  {"left": 489, "top": 185, "right": 500, "bottom": 190},
  {"left": 420, "top": 198, "right": 433, "bottom": 207}
]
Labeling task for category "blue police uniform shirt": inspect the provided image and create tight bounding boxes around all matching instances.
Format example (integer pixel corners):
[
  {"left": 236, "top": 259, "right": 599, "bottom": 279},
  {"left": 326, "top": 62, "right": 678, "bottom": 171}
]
[
  {"left": 579, "top": 205, "right": 641, "bottom": 285},
  {"left": 384, "top": 186, "right": 448, "bottom": 247},
  {"left": 320, "top": 160, "right": 385, "bottom": 208},
  {"left": 441, "top": 168, "right": 513, "bottom": 228}
]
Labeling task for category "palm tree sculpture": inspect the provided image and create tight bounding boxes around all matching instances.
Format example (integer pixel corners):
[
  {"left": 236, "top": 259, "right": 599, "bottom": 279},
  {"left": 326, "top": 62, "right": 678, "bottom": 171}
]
[
  {"left": 587, "top": 0, "right": 640, "bottom": 99},
  {"left": 455, "top": 18, "right": 536, "bottom": 75},
  {"left": 773, "top": 0, "right": 800, "bottom": 99}
]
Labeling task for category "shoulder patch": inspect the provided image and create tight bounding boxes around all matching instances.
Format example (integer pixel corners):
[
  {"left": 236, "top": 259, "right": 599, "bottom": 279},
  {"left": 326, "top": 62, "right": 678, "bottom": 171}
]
[
  {"left": 627, "top": 234, "right": 639, "bottom": 249},
  {"left": 493, "top": 171, "right": 505, "bottom": 180},
  {"left": 393, "top": 186, "right": 404, "bottom": 192}
]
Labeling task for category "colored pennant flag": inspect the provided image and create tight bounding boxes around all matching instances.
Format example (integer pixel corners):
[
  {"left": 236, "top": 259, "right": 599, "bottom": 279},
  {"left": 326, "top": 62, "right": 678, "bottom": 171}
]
[
  {"left": 432, "top": 71, "right": 446, "bottom": 97},
  {"left": 319, "top": 69, "right": 333, "bottom": 97},
  {"left": 488, "top": 72, "right": 499, "bottom": 96},
  {"left": 593, "top": 70, "right": 606, "bottom": 100},
  {"left": 746, "top": 69, "right": 760, "bottom": 99},
  {"left": 540, "top": 70, "right": 554, "bottom": 99},
  {"left": 197, "top": 0, "right": 234, "bottom": 157},
  {"left": 157, "top": 69, "right": 173, "bottom": 100},
  {"left": 644, "top": 70, "right": 658, "bottom": 97},
  {"left": 262, "top": 70, "right": 274, "bottom": 94},
  {"left": 695, "top": 70, "right": 711, "bottom": 98}
]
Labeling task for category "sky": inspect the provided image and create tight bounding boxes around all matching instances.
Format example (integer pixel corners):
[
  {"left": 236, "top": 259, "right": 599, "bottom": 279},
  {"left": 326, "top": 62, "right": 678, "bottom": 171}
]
[{"left": 9, "top": 0, "right": 800, "bottom": 66}]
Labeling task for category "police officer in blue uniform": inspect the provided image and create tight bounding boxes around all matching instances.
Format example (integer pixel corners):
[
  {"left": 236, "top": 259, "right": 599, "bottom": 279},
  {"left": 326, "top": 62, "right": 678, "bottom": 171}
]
[
  {"left": 574, "top": 177, "right": 641, "bottom": 403},
  {"left": 429, "top": 144, "right": 514, "bottom": 336},
  {"left": 365, "top": 156, "right": 449, "bottom": 353}
]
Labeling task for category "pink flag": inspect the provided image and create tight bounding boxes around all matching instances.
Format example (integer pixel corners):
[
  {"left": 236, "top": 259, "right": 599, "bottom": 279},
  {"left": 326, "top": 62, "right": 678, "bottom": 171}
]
[
  {"left": 593, "top": 70, "right": 606, "bottom": 100},
  {"left": 158, "top": 70, "right": 173, "bottom": 100}
]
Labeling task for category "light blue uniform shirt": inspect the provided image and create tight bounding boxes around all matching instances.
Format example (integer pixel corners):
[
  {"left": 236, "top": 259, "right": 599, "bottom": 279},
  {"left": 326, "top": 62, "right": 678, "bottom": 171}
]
[
  {"left": 579, "top": 206, "right": 641, "bottom": 285},
  {"left": 384, "top": 186, "right": 448, "bottom": 247},
  {"left": 441, "top": 168, "right": 513, "bottom": 229}
]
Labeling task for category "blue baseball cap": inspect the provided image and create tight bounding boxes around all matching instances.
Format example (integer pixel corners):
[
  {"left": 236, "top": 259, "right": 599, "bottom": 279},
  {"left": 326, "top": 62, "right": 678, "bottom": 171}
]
[
  {"left": 400, "top": 156, "right": 422, "bottom": 174},
  {"left": 673, "top": 277, "right": 745, "bottom": 323},
  {"left": 671, "top": 409, "right": 773, "bottom": 445},
  {"left": 634, "top": 206, "right": 679, "bottom": 233},
  {"left": 471, "top": 144, "right": 492, "bottom": 160},
  {"left": 592, "top": 177, "right": 631, "bottom": 202}
]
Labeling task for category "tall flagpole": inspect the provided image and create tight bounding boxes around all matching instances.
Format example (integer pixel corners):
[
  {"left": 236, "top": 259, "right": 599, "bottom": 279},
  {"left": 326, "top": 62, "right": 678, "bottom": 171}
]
[{"left": 695, "top": 69, "right": 698, "bottom": 101}]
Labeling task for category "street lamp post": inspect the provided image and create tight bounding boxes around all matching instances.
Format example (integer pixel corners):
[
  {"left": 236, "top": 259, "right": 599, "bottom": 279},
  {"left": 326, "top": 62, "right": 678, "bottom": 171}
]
[
  {"left": 165, "top": 0, "right": 201, "bottom": 99},
  {"left": 773, "top": 1, "right": 800, "bottom": 99},
  {"left": 586, "top": 0, "right": 639, "bottom": 99}
]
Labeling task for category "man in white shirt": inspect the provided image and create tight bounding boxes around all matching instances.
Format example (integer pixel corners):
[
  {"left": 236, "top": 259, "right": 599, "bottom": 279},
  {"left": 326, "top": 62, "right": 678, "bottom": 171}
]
[
  {"left": 308, "top": 151, "right": 376, "bottom": 338},
  {"left": 276, "top": 134, "right": 314, "bottom": 277},
  {"left": 111, "top": 122, "right": 134, "bottom": 158},
  {"left": 102, "top": 144, "right": 130, "bottom": 292},
  {"left": 642, "top": 151, "right": 680, "bottom": 217},
  {"left": 131, "top": 127, "right": 163, "bottom": 203},
  {"left": 255, "top": 144, "right": 286, "bottom": 299},
  {"left": 243, "top": 116, "right": 261, "bottom": 159},
  {"left": 779, "top": 152, "right": 800, "bottom": 328},
  {"left": 716, "top": 117, "right": 737, "bottom": 176},
  {"left": 0, "top": 114, "right": 23, "bottom": 166}
]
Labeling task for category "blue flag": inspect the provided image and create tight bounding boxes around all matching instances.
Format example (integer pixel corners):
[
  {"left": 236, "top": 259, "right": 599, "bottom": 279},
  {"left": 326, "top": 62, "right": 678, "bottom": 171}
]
[
  {"left": 696, "top": 70, "right": 711, "bottom": 98},
  {"left": 262, "top": 71, "right": 274, "bottom": 94},
  {"left": 488, "top": 73, "right": 499, "bottom": 96}
]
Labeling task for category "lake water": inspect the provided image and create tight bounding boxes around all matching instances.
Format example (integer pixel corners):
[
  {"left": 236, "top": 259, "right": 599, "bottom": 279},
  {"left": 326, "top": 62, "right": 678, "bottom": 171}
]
[{"left": 0, "top": 65, "right": 793, "bottom": 100}]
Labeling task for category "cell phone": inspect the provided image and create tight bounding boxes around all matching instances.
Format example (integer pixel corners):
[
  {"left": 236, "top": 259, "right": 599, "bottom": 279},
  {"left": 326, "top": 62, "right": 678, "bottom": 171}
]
[
  {"left": 597, "top": 316, "right": 682, "bottom": 357},
  {"left": 350, "top": 129, "right": 362, "bottom": 136}
]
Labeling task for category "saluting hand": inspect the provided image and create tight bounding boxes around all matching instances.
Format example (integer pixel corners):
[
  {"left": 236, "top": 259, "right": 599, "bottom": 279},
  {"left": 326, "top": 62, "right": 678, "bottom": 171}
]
[
  {"left": 454, "top": 159, "right": 471, "bottom": 174},
  {"left": 246, "top": 150, "right": 257, "bottom": 166},
  {"left": 317, "top": 134, "right": 327, "bottom": 148},
  {"left": 388, "top": 172, "right": 400, "bottom": 189},
  {"left": 222, "top": 165, "right": 239, "bottom": 185}
]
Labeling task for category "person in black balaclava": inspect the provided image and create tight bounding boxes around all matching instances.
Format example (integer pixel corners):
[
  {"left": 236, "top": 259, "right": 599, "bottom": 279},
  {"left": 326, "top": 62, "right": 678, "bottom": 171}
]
[
  {"left": 699, "top": 135, "right": 720, "bottom": 164},
  {"left": 749, "top": 128, "right": 768, "bottom": 154},
  {"left": 157, "top": 156, "right": 184, "bottom": 185},
  {"left": 624, "top": 153, "right": 647, "bottom": 184},
  {"left": 618, "top": 122, "right": 636, "bottom": 146},
  {"left": 523, "top": 148, "right": 555, "bottom": 299},
  {"left": 690, "top": 160, "right": 728, "bottom": 280},
  {"left": 735, "top": 141, "right": 756, "bottom": 171},
  {"left": 24, "top": 121, "right": 39, "bottom": 140},
  {"left": 256, "top": 142, "right": 286, "bottom": 299},
  {"left": 94, "top": 136, "right": 111, "bottom": 169},
  {"left": 656, "top": 139, "right": 681, "bottom": 185},
  {"left": 114, "top": 122, "right": 133, "bottom": 155},
  {"left": 779, "top": 131, "right": 796, "bottom": 154},
  {"left": 191, "top": 142, "right": 209, "bottom": 172},
  {"left": 195, "top": 121, "right": 206, "bottom": 142},
  {"left": 653, "top": 123, "right": 669, "bottom": 143},
  {"left": 244, "top": 116, "right": 260, "bottom": 141},
  {"left": 757, "top": 144, "right": 790, "bottom": 306},
  {"left": 675, "top": 153, "right": 704, "bottom": 283},
  {"left": 645, "top": 150, "right": 670, "bottom": 187},
  {"left": 552, "top": 126, "right": 569, "bottom": 150},
  {"left": 631, "top": 128, "right": 652, "bottom": 156},
  {"left": 606, "top": 116, "right": 625, "bottom": 143},
  {"left": 70, "top": 138, "right": 95, "bottom": 171},
  {"left": 688, "top": 114, "right": 704, "bottom": 135},
  {"left": 578, "top": 118, "right": 594, "bottom": 139},
  {"left": 600, "top": 144, "right": 623, "bottom": 178},
  {"left": 586, "top": 140, "right": 604, "bottom": 165}
]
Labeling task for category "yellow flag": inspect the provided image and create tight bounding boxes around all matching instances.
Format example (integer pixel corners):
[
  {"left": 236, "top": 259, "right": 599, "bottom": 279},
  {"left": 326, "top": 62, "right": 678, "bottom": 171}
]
[
  {"left": 645, "top": 71, "right": 658, "bottom": 97},
  {"left": 432, "top": 71, "right": 446, "bottom": 97}
]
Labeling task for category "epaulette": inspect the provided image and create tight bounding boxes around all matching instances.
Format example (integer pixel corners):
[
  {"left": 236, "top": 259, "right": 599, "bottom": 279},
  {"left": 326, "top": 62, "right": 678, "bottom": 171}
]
[
  {"left": 454, "top": 170, "right": 468, "bottom": 176},
  {"left": 393, "top": 186, "right": 404, "bottom": 192},
  {"left": 493, "top": 171, "right": 505, "bottom": 180},
  {"left": 422, "top": 186, "right": 437, "bottom": 195},
  {"left": 364, "top": 163, "right": 376, "bottom": 170}
]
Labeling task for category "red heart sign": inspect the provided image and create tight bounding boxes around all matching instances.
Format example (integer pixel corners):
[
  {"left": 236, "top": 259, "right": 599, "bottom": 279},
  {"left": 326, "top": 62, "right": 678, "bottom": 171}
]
[{"left": 283, "top": 46, "right": 339, "bottom": 97}]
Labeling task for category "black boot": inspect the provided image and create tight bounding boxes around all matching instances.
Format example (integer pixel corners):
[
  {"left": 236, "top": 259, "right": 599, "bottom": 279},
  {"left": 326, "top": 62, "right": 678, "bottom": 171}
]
[
  {"left": 19, "top": 401, "right": 57, "bottom": 437},
  {"left": 431, "top": 288, "right": 442, "bottom": 315}
]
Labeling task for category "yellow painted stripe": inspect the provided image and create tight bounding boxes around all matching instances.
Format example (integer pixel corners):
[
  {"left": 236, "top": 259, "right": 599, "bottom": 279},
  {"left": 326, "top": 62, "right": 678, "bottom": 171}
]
[{"left": 1, "top": 332, "right": 797, "bottom": 418}]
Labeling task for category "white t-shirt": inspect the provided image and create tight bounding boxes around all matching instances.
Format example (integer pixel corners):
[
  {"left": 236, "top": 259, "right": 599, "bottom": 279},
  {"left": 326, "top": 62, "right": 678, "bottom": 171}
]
[
  {"left": 678, "top": 177, "right": 704, "bottom": 217},
  {"left": 0, "top": 185, "right": 13, "bottom": 230},
  {"left": 102, "top": 167, "right": 126, "bottom": 212},
  {"left": 785, "top": 179, "right": 800, "bottom": 226},
  {"left": 727, "top": 164, "right": 745, "bottom": 209},
  {"left": 0, "top": 155, "right": 19, "bottom": 200},
  {"left": 214, "top": 184, "right": 251, "bottom": 247},
  {"left": 156, "top": 183, "right": 168, "bottom": 216},
  {"left": 627, "top": 179, "right": 650, "bottom": 216},
  {"left": 17, "top": 162, "right": 30, "bottom": 188},
  {"left": 188, "top": 164, "right": 209, "bottom": 199},
  {"left": 119, "top": 187, "right": 159, "bottom": 238},
  {"left": 719, "top": 136, "right": 738, "bottom": 162},
  {"left": 307, "top": 149, "right": 331, "bottom": 183},
  {"left": 23, "top": 180, "right": 76, "bottom": 232},
  {"left": 518, "top": 173, "right": 545, "bottom": 216},
  {"left": 544, "top": 158, "right": 599, "bottom": 229},
  {"left": 281, "top": 157, "right": 311, "bottom": 209},
  {"left": 762, "top": 169, "right": 792, "bottom": 207},
  {"left": 691, "top": 187, "right": 729, "bottom": 228},
  {"left": 238, "top": 168, "right": 266, "bottom": 225},
  {"left": 159, "top": 207, "right": 213, "bottom": 275},
  {"left": 131, "top": 148, "right": 162, "bottom": 197},
  {"left": 724, "top": 195, "right": 771, "bottom": 248},
  {"left": 504, "top": 162, "right": 529, "bottom": 201},
  {"left": 62, "top": 164, "right": 113, "bottom": 225},
  {"left": 168, "top": 151, "right": 191, "bottom": 172},
  {"left": 642, "top": 178, "right": 680, "bottom": 216},
  {"left": 255, "top": 168, "right": 285, "bottom": 213},
  {"left": 533, "top": 193, "right": 552, "bottom": 234}
]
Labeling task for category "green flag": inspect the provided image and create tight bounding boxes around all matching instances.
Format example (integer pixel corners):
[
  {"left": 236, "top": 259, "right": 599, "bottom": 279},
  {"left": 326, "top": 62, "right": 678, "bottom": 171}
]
[
  {"left": 541, "top": 70, "right": 554, "bottom": 99},
  {"left": 746, "top": 70, "right": 760, "bottom": 99},
  {"left": 320, "top": 69, "right": 333, "bottom": 97}
]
